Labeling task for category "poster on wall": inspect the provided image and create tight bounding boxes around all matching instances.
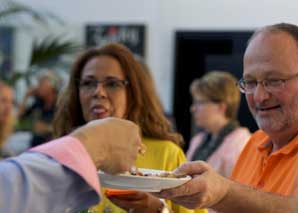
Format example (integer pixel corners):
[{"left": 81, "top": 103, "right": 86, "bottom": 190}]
[
  {"left": 85, "top": 24, "right": 146, "bottom": 59},
  {"left": 0, "top": 26, "right": 14, "bottom": 78}
]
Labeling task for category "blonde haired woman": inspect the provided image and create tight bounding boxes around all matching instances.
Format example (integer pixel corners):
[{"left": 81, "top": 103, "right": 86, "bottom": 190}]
[{"left": 187, "top": 71, "right": 251, "bottom": 177}]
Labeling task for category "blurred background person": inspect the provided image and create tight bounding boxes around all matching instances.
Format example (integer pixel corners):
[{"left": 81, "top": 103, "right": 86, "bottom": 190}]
[
  {"left": 0, "top": 81, "right": 15, "bottom": 158},
  {"left": 18, "top": 71, "right": 60, "bottom": 147},
  {"left": 53, "top": 43, "right": 205, "bottom": 213},
  {"left": 186, "top": 71, "right": 251, "bottom": 177}
]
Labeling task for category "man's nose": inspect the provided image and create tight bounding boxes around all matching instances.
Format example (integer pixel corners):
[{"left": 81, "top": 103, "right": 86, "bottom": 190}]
[{"left": 253, "top": 83, "right": 270, "bottom": 102}]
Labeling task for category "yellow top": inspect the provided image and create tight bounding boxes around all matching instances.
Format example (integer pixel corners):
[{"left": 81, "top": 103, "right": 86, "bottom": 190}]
[{"left": 90, "top": 137, "right": 207, "bottom": 213}]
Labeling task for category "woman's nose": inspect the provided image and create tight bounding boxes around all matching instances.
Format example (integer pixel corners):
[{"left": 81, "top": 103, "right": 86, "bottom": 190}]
[{"left": 92, "top": 83, "right": 107, "bottom": 98}]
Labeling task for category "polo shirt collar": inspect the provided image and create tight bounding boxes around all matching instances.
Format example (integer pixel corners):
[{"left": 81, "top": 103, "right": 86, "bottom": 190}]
[{"left": 258, "top": 134, "right": 298, "bottom": 155}]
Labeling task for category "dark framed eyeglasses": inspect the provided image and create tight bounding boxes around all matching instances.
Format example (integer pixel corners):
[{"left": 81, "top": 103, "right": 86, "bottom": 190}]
[
  {"left": 78, "top": 78, "right": 129, "bottom": 93},
  {"left": 237, "top": 73, "right": 298, "bottom": 94}
]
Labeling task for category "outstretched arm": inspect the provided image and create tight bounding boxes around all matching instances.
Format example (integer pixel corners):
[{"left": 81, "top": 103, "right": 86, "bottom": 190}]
[
  {"left": 157, "top": 161, "right": 298, "bottom": 213},
  {"left": 0, "top": 118, "right": 142, "bottom": 213}
]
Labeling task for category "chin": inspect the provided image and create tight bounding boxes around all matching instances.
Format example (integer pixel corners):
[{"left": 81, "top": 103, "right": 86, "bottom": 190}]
[
  {"left": 257, "top": 119, "right": 284, "bottom": 133},
  {"left": 93, "top": 114, "right": 111, "bottom": 120}
]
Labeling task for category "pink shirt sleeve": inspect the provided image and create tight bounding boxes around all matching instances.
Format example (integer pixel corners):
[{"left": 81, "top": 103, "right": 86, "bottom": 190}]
[{"left": 30, "top": 136, "right": 101, "bottom": 197}]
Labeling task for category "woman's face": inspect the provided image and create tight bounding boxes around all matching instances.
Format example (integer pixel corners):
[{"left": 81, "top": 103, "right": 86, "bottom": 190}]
[
  {"left": 0, "top": 86, "right": 13, "bottom": 124},
  {"left": 190, "top": 93, "right": 224, "bottom": 130},
  {"left": 79, "top": 55, "right": 128, "bottom": 122}
]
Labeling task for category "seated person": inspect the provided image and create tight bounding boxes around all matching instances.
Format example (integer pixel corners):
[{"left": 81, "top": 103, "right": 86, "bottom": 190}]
[{"left": 18, "top": 71, "right": 60, "bottom": 147}]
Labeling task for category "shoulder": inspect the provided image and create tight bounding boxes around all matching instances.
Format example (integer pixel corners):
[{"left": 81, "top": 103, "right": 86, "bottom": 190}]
[
  {"left": 139, "top": 138, "right": 187, "bottom": 170},
  {"left": 190, "top": 132, "right": 206, "bottom": 144},
  {"left": 229, "top": 127, "right": 251, "bottom": 138},
  {"left": 142, "top": 137, "right": 185, "bottom": 158},
  {"left": 143, "top": 137, "right": 183, "bottom": 151},
  {"left": 235, "top": 129, "right": 268, "bottom": 157},
  {"left": 223, "top": 127, "right": 251, "bottom": 144}
]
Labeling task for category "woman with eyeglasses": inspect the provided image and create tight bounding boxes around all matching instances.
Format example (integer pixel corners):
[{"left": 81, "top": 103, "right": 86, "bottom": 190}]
[
  {"left": 53, "top": 43, "right": 206, "bottom": 213},
  {"left": 187, "top": 71, "right": 251, "bottom": 178}
]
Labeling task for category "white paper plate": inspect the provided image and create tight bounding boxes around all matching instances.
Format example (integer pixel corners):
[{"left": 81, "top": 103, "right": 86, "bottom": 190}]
[{"left": 98, "top": 168, "right": 191, "bottom": 192}]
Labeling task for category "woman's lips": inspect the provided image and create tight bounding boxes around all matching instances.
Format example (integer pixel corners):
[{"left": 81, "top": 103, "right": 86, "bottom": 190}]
[{"left": 91, "top": 106, "right": 109, "bottom": 118}]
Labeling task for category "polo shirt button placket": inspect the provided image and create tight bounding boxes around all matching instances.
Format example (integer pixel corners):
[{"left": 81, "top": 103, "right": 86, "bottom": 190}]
[{"left": 257, "top": 180, "right": 265, "bottom": 188}]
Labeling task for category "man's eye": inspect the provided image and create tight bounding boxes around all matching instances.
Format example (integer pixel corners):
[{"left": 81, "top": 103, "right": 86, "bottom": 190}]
[
  {"left": 267, "top": 79, "right": 283, "bottom": 86},
  {"left": 245, "top": 81, "right": 257, "bottom": 87}
]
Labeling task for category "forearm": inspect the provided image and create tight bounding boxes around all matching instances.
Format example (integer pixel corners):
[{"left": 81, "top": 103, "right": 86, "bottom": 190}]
[
  {"left": 0, "top": 152, "right": 100, "bottom": 213},
  {"left": 212, "top": 180, "right": 297, "bottom": 213}
]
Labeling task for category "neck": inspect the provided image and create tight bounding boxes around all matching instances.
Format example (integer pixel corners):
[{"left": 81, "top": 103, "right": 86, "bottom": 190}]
[
  {"left": 268, "top": 128, "right": 298, "bottom": 153},
  {"left": 209, "top": 118, "right": 230, "bottom": 136}
]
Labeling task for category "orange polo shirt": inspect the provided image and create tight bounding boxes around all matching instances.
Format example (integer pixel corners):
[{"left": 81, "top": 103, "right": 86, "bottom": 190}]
[{"left": 231, "top": 130, "right": 298, "bottom": 196}]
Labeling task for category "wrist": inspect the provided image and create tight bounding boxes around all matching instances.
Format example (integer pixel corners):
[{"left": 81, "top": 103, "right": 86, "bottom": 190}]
[
  {"left": 212, "top": 178, "right": 234, "bottom": 210},
  {"left": 157, "top": 199, "right": 171, "bottom": 213}
]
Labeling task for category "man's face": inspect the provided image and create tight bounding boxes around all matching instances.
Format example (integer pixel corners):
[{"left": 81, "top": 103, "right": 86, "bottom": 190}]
[{"left": 243, "top": 31, "right": 298, "bottom": 134}]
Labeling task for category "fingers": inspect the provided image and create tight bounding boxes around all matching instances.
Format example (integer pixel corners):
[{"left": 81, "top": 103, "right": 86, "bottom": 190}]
[
  {"left": 107, "top": 192, "right": 147, "bottom": 210},
  {"left": 109, "top": 197, "right": 141, "bottom": 210},
  {"left": 157, "top": 181, "right": 194, "bottom": 198},
  {"left": 138, "top": 141, "right": 147, "bottom": 155},
  {"left": 173, "top": 161, "right": 210, "bottom": 177},
  {"left": 157, "top": 172, "right": 208, "bottom": 198}
]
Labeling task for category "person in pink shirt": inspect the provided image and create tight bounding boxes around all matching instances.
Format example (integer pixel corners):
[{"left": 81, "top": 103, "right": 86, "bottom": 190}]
[
  {"left": 187, "top": 71, "right": 251, "bottom": 177},
  {"left": 0, "top": 117, "right": 142, "bottom": 213}
]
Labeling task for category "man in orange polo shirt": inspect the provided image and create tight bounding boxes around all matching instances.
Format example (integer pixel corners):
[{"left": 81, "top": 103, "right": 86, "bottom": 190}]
[
  {"left": 157, "top": 23, "right": 298, "bottom": 212},
  {"left": 230, "top": 22, "right": 298, "bottom": 196}
]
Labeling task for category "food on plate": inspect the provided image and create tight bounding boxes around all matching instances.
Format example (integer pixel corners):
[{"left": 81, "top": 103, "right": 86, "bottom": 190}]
[{"left": 127, "top": 167, "right": 187, "bottom": 178}]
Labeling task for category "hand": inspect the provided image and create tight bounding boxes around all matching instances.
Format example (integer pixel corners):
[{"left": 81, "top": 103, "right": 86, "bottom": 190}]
[
  {"left": 155, "top": 161, "right": 230, "bottom": 209},
  {"left": 107, "top": 191, "right": 164, "bottom": 213},
  {"left": 71, "top": 117, "right": 142, "bottom": 174}
]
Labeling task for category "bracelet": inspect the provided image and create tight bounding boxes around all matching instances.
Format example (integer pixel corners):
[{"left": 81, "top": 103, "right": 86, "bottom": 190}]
[{"left": 157, "top": 199, "right": 171, "bottom": 213}]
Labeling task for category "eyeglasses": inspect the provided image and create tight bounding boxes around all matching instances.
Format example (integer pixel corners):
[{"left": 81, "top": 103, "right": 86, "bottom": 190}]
[
  {"left": 237, "top": 73, "right": 298, "bottom": 94},
  {"left": 78, "top": 78, "right": 129, "bottom": 94}
]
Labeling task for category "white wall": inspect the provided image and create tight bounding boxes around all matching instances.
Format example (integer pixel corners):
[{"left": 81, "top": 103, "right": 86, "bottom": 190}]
[{"left": 17, "top": 0, "right": 298, "bottom": 113}]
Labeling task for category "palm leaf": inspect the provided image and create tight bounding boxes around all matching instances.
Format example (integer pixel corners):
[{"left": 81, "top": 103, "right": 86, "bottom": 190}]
[
  {"left": 0, "top": 0, "right": 64, "bottom": 26},
  {"left": 29, "top": 36, "right": 82, "bottom": 67}
]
